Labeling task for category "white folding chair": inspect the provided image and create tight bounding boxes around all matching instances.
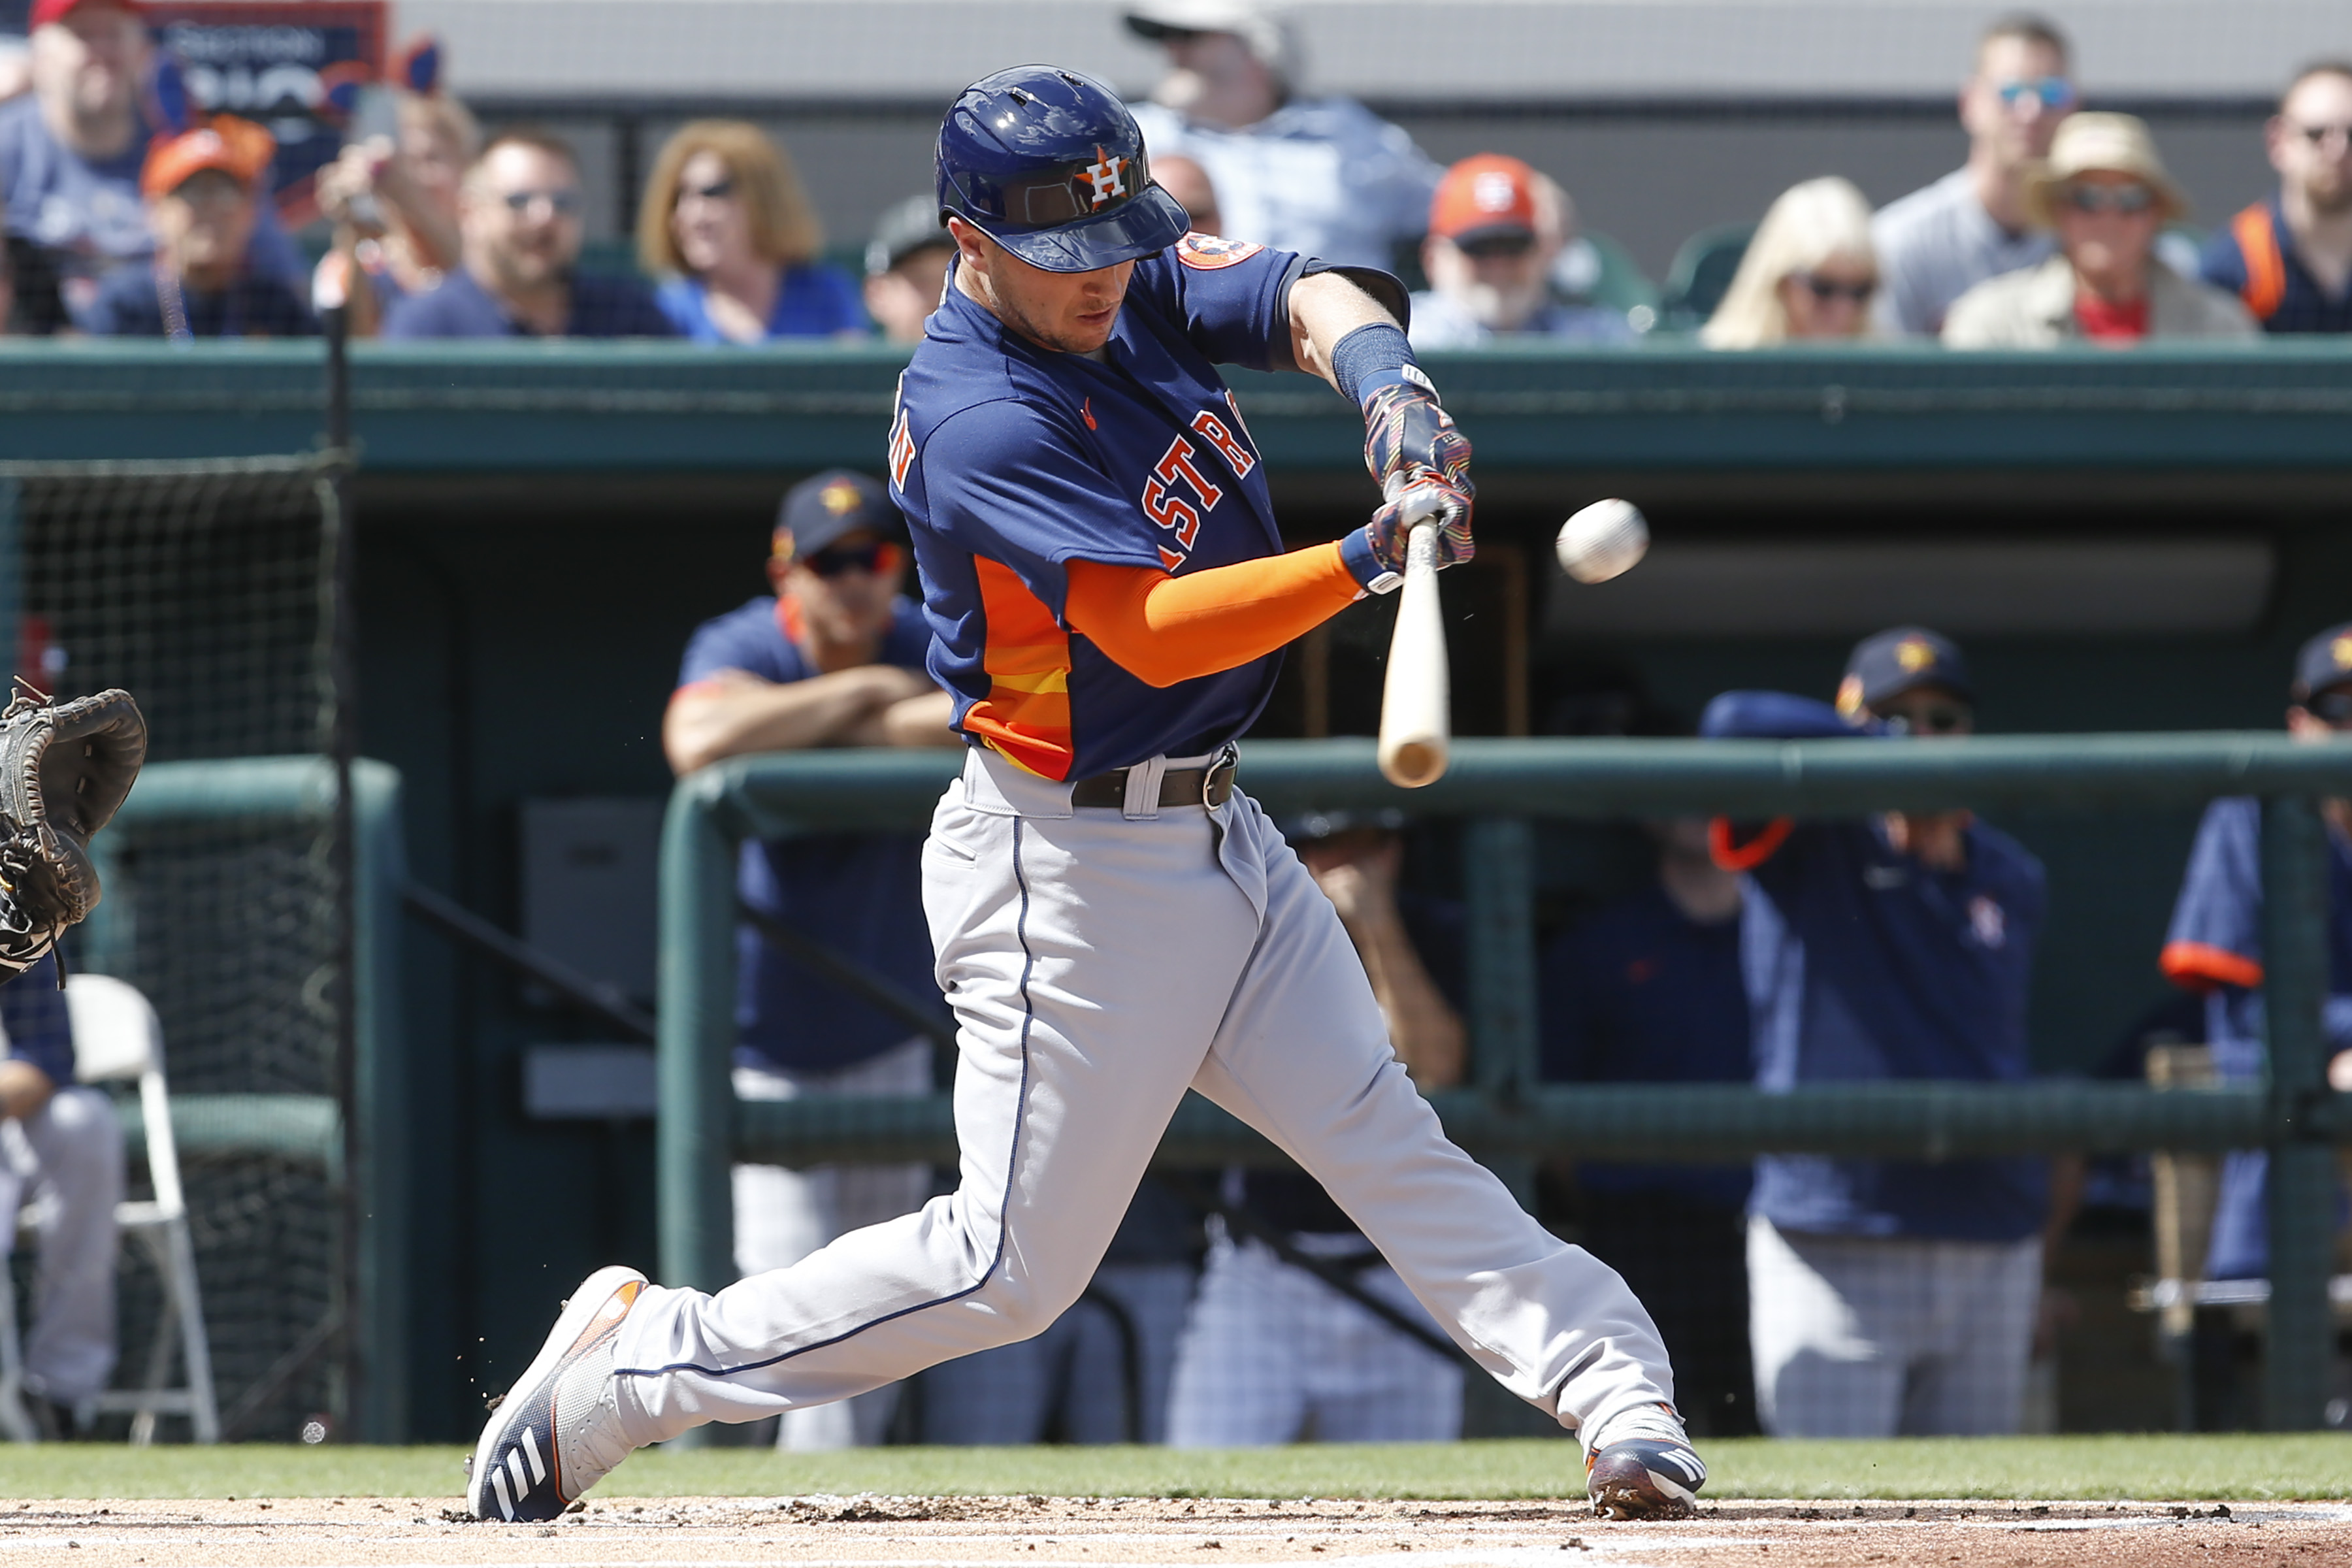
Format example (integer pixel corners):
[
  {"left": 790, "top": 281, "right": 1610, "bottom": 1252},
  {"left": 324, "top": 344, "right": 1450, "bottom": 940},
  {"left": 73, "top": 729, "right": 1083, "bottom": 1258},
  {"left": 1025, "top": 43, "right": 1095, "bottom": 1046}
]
[{"left": 63, "top": 974, "right": 220, "bottom": 1444}]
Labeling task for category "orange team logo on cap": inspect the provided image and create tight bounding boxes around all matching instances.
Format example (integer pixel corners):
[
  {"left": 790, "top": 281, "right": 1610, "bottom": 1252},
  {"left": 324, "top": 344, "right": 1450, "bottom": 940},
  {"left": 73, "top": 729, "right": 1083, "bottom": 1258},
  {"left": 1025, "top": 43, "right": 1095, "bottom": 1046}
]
[
  {"left": 2334, "top": 634, "right": 2352, "bottom": 670},
  {"left": 820, "top": 480, "right": 862, "bottom": 515},
  {"left": 1082, "top": 146, "right": 1128, "bottom": 208},
  {"left": 1895, "top": 636, "right": 1938, "bottom": 673}
]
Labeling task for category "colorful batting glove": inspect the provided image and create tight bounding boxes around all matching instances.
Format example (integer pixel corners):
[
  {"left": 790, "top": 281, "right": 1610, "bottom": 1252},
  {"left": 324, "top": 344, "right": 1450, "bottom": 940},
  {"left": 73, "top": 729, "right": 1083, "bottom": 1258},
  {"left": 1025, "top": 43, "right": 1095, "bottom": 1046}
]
[{"left": 1347, "top": 376, "right": 1474, "bottom": 593}]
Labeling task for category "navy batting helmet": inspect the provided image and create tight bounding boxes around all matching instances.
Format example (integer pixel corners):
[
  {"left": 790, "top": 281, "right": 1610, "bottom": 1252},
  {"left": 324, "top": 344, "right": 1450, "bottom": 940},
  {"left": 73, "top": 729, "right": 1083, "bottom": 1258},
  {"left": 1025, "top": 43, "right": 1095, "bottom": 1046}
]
[{"left": 936, "top": 64, "right": 1190, "bottom": 272}]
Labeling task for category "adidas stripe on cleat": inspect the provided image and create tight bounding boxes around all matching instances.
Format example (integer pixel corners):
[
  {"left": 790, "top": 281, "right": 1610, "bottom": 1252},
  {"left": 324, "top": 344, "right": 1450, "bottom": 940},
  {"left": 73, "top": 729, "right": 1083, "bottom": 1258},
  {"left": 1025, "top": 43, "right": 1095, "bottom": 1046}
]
[{"left": 466, "top": 1265, "right": 647, "bottom": 1522}]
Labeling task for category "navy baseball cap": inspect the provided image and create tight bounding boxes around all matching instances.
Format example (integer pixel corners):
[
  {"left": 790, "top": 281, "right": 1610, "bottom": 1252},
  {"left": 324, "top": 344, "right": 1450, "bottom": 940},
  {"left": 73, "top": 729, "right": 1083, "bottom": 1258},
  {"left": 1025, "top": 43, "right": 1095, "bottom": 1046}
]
[
  {"left": 1836, "top": 626, "right": 1975, "bottom": 721},
  {"left": 774, "top": 470, "right": 905, "bottom": 560},
  {"left": 2291, "top": 621, "right": 2352, "bottom": 704}
]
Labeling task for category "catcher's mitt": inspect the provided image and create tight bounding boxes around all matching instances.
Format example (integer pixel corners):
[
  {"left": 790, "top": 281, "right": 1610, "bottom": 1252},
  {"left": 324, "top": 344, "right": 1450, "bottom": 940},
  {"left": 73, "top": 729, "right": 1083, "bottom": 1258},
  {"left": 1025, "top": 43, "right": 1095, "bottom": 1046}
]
[{"left": 0, "top": 687, "right": 147, "bottom": 974}]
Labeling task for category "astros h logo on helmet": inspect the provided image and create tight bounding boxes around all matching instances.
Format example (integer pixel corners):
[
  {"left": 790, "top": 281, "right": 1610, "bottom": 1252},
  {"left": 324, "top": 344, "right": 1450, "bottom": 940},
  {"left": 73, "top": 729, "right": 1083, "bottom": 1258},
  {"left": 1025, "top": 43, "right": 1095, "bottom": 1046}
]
[{"left": 1082, "top": 146, "right": 1128, "bottom": 208}]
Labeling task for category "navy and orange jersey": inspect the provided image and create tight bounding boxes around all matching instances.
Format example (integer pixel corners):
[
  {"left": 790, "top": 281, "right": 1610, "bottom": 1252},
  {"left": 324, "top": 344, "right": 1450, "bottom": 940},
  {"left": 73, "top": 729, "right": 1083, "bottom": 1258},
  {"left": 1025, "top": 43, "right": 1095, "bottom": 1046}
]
[
  {"left": 889, "top": 232, "right": 1313, "bottom": 782},
  {"left": 674, "top": 595, "right": 941, "bottom": 1075},
  {"left": 1700, "top": 691, "right": 2048, "bottom": 1243},
  {"left": 2198, "top": 195, "right": 2352, "bottom": 335},
  {"left": 2160, "top": 794, "right": 2352, "bottom": 1068}
]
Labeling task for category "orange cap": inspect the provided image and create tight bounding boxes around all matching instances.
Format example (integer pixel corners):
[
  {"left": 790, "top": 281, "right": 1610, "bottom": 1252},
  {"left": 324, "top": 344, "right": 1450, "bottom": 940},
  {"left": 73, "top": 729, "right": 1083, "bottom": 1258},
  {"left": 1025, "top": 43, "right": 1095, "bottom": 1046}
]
[
  {"left": 140, "top": 117, "right": 276, "bottom": 203},
  {"left": 1429, "top": 154, "right": 1539, "bottom": 244}
]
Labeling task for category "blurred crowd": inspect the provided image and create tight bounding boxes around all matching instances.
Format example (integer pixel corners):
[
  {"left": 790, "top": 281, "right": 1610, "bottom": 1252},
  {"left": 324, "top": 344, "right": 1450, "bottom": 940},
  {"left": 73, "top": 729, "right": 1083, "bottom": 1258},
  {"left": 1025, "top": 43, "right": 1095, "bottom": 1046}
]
[{"left": 3, "top": 0, "right": 2349, "bottom": 346}]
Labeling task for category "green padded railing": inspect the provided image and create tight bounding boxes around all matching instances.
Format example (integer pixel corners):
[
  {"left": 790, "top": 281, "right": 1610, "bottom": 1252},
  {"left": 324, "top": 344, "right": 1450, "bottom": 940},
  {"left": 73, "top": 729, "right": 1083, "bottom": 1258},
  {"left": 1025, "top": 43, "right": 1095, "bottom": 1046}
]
[{"left": 661, "top": 734, "right": 2352, "bottom": 1434}]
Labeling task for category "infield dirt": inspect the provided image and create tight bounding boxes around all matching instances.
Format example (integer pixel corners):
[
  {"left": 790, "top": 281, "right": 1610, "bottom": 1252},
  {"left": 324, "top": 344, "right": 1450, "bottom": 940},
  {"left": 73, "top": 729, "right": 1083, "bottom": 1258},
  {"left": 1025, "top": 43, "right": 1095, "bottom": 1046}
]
[{"left": 4, "top": 1493, "right": 2345, "bottom": 1567}]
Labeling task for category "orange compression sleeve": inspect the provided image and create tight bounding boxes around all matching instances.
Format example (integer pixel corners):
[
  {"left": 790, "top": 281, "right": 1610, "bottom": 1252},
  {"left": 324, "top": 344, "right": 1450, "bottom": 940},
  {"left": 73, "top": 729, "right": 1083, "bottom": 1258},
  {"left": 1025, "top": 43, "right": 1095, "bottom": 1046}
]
[{"left": 1063, "top": 545, "right": 1362, "bottom": 689}]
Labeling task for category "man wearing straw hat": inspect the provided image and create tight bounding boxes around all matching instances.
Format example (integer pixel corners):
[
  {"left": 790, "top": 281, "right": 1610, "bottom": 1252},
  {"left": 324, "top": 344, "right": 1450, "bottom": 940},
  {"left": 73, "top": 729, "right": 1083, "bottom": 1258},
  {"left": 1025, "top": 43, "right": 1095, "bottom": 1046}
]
[{"left": 1943, "top": 113, "right": 2255, "bottom": 346}]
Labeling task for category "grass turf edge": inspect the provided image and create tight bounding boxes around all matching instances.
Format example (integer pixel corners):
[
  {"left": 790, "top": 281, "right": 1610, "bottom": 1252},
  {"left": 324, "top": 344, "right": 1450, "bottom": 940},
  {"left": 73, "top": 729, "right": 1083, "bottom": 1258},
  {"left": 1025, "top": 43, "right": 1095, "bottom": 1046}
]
[{"left": 0, "top": 1435, "right": 2345, "bottom": 1502}]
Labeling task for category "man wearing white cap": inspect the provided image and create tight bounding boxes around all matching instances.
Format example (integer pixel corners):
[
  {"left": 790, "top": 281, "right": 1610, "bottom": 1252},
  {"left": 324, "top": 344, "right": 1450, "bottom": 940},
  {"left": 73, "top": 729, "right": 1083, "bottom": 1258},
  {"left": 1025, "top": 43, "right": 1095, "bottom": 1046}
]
[
  {"left": 1122, "top": 0, "right": 1439, "bottom": 270},
  {"left": 1944, "top": 113, "right": 2255, "bottom": 346}
]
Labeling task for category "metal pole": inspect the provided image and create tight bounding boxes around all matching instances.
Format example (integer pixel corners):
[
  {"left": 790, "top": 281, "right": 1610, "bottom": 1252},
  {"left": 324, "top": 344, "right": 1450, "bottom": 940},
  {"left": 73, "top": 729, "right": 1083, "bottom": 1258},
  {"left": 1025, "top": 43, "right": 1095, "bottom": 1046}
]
[
  {"left": 2259, "top": 792, "right": 2333, "bottom": 1431},
  {"left": 319, "top": 304, "right": 367, "bottom": 1440},
  {"left": 1463, "top": 816, "right": 1537, "bottom": 1205},
  {"left": 657, "top": 776, "right": 740, "bottom": 1447}
]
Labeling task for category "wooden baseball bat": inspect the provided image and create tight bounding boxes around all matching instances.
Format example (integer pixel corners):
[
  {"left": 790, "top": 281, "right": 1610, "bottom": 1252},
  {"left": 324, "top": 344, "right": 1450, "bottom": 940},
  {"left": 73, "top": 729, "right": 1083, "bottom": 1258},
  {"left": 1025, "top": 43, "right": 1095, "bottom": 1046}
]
[{"left": 1376, "top": 513, "right": 1450, "bottom": 789}]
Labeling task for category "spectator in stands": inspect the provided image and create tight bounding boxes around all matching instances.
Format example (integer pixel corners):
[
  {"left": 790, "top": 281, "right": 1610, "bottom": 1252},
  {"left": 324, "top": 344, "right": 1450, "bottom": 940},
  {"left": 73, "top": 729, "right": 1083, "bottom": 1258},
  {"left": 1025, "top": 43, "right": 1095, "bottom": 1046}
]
[
  {"left": 0, "top": 955, "right": 120, "bottom": 1439},
  {"left": 1154, "top": 153, "right": 1221, "bottom": 233},
  {"left": 1165, "top": 810, "right": 1466, "bottom": 1446},
  {"left": 1541, "top": 818, "right": 1758, "bottom": 1437},
  {"left": 1872, "top": 14, "right": 2074, "bottom": 338},
  {"left": 1944, "top": 114, "right": 2255, "bottom": 346},
  {"left": 1122, "top": 0, "right": 1439, "bottom": 269},
  {"left": 640, "top": 121, "right": 863, "bottom": 344},
  {"left": 383, "top": 129, "right": 672, "bottom": 338},
  {"left": 664, "top": 470, "right": 958, "bottom": 1450},
  {"left": 2158, "top": 622, "right": 2352, "bottom": 1290},
  {"left": 0, "top": 0, "right": 304, "bottom": 333},
  {"left": 315, "top": 79, "right": 480, "bottom": 336},
  {"left": 0, "top": 30, "right": 28, "bottom": 104},
  {"left": 2200, "top": 63, "right": 2352, "bottom": 334},
  {"left": 1705, "top": 630, "right": 2052, "bottom": 1437},
  {"left": 1410, "top": 154, "right": 1633, "bottom": 348},
  {"left": 84, "top": 116, "right": 312, "bottom": 337},
  {"left": 1700, "top": 176, "right": 1878, "bottom": 349},
  {"left": 861, "top": 192, "right": 952, "bottom": 346}
]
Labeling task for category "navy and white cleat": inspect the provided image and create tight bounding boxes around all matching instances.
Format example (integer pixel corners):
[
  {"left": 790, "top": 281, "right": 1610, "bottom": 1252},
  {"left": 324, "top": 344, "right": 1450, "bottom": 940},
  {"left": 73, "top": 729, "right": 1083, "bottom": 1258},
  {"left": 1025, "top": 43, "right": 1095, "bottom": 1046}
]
[
  {"left": 1586, "top": 1435, "right": 1707, "bottom": 1520},
  {"left": 466, "top": 1265, "right": 647, "bottom": 1522}
]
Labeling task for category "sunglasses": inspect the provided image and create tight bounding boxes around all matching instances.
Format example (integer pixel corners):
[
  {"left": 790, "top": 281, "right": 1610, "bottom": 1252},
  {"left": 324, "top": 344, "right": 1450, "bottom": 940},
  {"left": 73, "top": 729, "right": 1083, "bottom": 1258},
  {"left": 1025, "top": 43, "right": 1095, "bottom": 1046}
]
[
  {"left": 1876, "top": 701, "right": 1973, "bottom": 736},
  {"left": 803, "top": 540, "right": 903, "bottom": 580},
  {"left": 1794, "top": 272, "right": 1875, "bottom": 304},
  {"left": 2294, "top": 123, "right": 2352, "bottom": 150},
  {"left": 1456, "top": 233, "right": 1535, "bottom": 260},
  {"left": 500, "top": 188, "right": 581, "bottom": 216},
  {"left": 2061, "top": 182, "right": 2157, "bottom": 216},
  {"left": 680, "top": 177, "right": 736, "bottom": 203},
  {"left": 1996, "top": 76, "right": 2076, "bottom": 111},
  {"left": 2308, "top": 689, "right": 2352, "bottom": 725}
]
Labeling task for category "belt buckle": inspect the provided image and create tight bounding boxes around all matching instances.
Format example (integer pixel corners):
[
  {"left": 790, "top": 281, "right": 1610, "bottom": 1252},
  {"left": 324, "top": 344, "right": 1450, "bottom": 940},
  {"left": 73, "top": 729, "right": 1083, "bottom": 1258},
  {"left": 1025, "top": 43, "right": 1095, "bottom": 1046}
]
[{"left": 1204, "top": 746, "right": 1238, "bottom": 804}]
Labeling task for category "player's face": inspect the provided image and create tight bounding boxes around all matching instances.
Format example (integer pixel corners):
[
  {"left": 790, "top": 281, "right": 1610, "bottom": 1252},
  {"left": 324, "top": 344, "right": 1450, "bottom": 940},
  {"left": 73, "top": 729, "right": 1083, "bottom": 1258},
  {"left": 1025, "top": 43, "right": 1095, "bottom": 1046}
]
[
  {"left": 2272, "top": 74, "right": 2352, "bottom": 216},
  {"left": 779, "top": 529, "right": 904, "bottom": 648},
  {"left": 1871, "top": 685, "right": 1974, "bottom": 739},
  {"left": 465, "top": 144, "right": 585, "bottom": 291},
  {"left": 949, "top": 219, "right": 1133, "bottom": 354},
  {"left": 1963, "top": 37, "right": 2072, "bottom": 168}
]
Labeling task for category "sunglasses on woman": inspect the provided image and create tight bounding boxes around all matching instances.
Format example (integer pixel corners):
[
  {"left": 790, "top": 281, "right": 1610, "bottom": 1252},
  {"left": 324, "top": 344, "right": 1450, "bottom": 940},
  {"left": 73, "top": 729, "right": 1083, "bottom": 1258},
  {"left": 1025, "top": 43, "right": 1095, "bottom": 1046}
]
[
  {"left": 804, "top": 540, "right": 904, "bottom": 580},
  {"left": 1794, "top": 273, "right": 1875, "bottom": 304},
  {"left": 680, "top": 177, "right": 736, "bottom": 203},
  {"left": 2061, "top": 182, "right": 2155, "bottom": 216}
]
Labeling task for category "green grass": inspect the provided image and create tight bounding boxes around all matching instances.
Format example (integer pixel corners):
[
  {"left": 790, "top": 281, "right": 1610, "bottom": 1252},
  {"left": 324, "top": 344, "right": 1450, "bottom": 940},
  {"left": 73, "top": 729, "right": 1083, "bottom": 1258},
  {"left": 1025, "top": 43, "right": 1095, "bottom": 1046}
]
[{"left": 0, "top": 1435, "right": 2347, "bottom": 1503}]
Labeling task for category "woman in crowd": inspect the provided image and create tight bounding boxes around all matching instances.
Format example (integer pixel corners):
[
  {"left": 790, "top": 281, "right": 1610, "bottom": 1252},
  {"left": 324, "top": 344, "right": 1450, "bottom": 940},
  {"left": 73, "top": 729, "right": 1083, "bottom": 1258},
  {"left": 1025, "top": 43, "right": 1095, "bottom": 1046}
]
[
  {"left": 1943, "top": 113, "right": 2254, "bottom": 347},
  {"left": 315, "top": 81, "right": 479, "bottom": 336},
  {"left": 1701, "top": 176, "right": 1880, "bottom": 348},
  {"left": 639, "top": 121, "right": 864, "bottom": 343}
]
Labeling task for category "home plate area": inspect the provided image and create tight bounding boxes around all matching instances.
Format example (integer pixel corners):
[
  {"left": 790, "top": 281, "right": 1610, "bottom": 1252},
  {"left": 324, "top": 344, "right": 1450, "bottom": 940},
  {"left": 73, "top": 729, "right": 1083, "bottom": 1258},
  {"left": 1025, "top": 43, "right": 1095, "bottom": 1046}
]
[{"left": 4, "top": 1495, "right": 2349, "bottom": 1568}]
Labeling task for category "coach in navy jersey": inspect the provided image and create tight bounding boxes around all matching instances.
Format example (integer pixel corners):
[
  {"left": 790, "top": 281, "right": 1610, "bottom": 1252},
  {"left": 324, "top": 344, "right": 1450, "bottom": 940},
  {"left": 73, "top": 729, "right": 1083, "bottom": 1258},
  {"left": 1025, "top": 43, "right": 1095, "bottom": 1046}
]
[
  {"left": 2159, "top": 623, "right": 2352, "bottom": 1283},
  {"left": 1703, "top": 629, "right": 2050, "bottom": 1438},
  {"left": 664, "top": 469, "right": 957, "bottom": 1450}
]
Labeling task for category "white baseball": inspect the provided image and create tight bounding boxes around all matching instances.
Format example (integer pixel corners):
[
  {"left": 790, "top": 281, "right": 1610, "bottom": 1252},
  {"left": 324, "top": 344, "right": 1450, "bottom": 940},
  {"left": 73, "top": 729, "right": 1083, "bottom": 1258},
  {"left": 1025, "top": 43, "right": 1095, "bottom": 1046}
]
[{"left": 1556, "top": 498, "right": 1649, "bottom": 584}]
